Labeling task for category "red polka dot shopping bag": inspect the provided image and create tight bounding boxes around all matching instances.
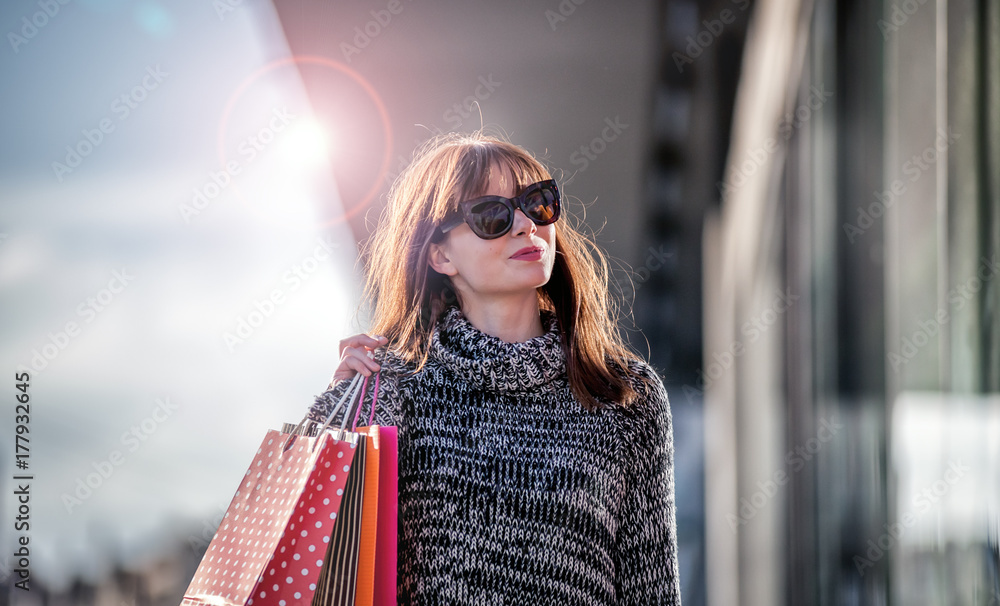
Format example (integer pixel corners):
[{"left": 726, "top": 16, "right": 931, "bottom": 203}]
[{"left": 181, "top": 373, "right": 397, "bottom": 606}]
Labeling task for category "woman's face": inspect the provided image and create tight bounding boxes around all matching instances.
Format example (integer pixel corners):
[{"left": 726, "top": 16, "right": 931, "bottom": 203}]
[{"left": 428, "top": 164, "right": 557, "bottom": 309}]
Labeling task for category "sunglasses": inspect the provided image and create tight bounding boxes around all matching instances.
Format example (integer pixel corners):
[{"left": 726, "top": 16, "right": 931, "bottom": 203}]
[{"left": 437, "top": 179, "right": 561, "bottom": 240}]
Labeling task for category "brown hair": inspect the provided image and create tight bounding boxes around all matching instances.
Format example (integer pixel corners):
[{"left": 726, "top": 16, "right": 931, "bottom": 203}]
[{"left": 361, "top": 131, "right": 647, "bottom": 410}]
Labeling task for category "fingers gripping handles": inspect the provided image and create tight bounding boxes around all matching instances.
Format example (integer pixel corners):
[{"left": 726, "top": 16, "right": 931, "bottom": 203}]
[{"left": 284, "top": 352, "right": 383, "bottom": 451}]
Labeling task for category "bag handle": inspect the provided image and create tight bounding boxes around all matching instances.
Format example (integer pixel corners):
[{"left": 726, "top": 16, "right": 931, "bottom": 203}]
[
  {"left": 311, "top": 347, "right": 384, "bottom": 444},
  {"left": 315, "top": 373, "right": 368, "bottom": 447},
  {"left": 347, "top": 346, "right": 384, "bottom": 430},
  {"left": 283, "top": 347, "right": 385, "bottom": 450},
  {"left": 283, "top": 373, "right": 363, "bottom": 450},
  {"left": 367, "top": 372, "right": 381, "bottom": 427},
  {"left": 349, "top": 370, "right": 381, "bottom": 430},
  {"left": 320, "top": 364, "right": 380, "bottom": 447}
]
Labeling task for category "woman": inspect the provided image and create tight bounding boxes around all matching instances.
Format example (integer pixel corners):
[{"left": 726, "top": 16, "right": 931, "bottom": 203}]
[{"left": 310, "top": 131, "right": 681, "bottom": 605}]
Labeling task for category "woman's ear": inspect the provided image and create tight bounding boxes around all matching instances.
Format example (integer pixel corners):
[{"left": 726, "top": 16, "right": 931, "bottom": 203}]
[{"left": 427, "top": 242, "right": 457, "bottom": 276}]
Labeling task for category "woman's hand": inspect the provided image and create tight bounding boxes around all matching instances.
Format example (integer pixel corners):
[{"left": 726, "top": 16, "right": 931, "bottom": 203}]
[{"left": 329, "top": 334, "right": 389, "bottom": 385}]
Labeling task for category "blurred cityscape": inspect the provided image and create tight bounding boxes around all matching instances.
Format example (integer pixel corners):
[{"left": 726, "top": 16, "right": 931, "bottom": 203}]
[{"left": 1, "top": 0, "right": 998, "bottom": 605}]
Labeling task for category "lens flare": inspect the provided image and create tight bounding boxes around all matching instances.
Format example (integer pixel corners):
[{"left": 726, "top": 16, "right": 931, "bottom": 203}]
[{"left": 279, "top": 118, "right": 331, "bottom": 167}]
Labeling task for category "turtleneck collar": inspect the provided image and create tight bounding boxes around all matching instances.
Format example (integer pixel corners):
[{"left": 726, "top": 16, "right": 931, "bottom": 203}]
[{"left": 428, "top": 306, "right": 566, "bottom": 392}]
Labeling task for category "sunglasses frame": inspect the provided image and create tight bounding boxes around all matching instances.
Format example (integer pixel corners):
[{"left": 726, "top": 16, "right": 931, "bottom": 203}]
[{"left": 437, "top": 179, "right": 561, "bottom": 240}]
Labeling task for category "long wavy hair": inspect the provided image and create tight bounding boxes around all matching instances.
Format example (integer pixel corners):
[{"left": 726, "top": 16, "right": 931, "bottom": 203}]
[{"left": 362, "top": 131, "right": 647, "bottom": 410}]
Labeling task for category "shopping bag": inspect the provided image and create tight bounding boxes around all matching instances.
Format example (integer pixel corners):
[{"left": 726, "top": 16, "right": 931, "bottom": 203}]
[
  {"left": 349, "top": 373, "right": 398, "bottom": 606},
  {"left": 371, "top": 425, "right": 397, "bottom": 606},
  {"left": 312, "top": 371, "right": 398, "bottom": 606},
  {"left": 181, "top": 429, "right": 365, "bottom": 606},
  {"left": 353, "top": 424, "right": 381, "bottom": 606},
  {"left": 182, "top": 374, "right": 374, "bottom": 606},
  {"left": 352, "top": 426, "right": 398, "bottom": 606},
  {"left": 311, "top": 432, "right": 368, "bottom": 606}
]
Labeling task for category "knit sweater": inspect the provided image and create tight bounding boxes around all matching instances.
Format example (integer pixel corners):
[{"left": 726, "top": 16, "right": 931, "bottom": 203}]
[{"left": 308, "top": 307, "right": 681, "bottom": 605}]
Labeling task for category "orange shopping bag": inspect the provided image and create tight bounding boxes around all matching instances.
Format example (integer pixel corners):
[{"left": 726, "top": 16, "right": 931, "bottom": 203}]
[{"left": 350, "top": 372, "right": 398, "bottom": 606}]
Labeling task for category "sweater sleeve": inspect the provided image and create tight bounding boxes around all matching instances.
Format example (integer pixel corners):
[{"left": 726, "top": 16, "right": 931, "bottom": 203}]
[
  {"left": 615, "top": 367, "right": 682, "bottom": 605},
  {"left": 307, "top": 351, "right": 406, "bottom": 429}
]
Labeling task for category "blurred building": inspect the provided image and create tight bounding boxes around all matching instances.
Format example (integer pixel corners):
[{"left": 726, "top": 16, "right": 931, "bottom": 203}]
[{"left": 667, "top": 0, "right": 1000, "bottom": 604}]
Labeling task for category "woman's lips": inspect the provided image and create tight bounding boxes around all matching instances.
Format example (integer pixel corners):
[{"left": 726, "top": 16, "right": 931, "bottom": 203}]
[{"left": 510, "top": 246, "right": 543, "bottom": 261}]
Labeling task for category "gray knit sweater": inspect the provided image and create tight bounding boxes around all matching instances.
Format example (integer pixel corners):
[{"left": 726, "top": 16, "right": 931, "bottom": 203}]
[{"left": 309, "top": 307, "right": 681, "bottom": 605}]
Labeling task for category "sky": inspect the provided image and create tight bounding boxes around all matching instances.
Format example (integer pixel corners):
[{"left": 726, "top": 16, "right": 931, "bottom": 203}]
[{"left": 0, "top": 0, "right": 367, "bottom": 589}]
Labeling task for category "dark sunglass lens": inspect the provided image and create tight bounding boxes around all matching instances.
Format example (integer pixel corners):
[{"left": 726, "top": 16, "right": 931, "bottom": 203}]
[
  {"left": 523, "top": 186, "right": 558, "bottom": 223},
  {"left": 469, "top": 200, "right": 512, "bottom": 236}
]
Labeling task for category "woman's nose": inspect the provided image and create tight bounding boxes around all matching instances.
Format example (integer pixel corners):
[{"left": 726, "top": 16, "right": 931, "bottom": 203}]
[{"left": 511, "top": 209, "right": 536, "bottom": 236}]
